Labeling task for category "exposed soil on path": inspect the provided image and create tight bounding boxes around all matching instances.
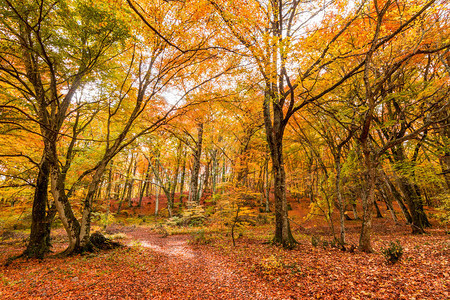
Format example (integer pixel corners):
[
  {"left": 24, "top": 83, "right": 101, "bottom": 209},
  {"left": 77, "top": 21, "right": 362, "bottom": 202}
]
[{"left": 122, "top": 227, "right": 291, "bottom": 299}]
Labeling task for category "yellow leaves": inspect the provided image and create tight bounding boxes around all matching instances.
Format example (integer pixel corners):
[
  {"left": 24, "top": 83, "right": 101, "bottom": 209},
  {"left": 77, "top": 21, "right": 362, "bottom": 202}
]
[{"left": 258, "top": 254, "right": 284, "bottom": 275}]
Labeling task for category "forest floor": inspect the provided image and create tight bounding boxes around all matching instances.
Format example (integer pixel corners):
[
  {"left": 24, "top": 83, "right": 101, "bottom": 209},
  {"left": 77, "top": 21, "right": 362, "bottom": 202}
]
[
  {"left": 0, "top": 221, "right": 448, "bottom": 299},
  {"left": 0, "top": 197, "right": 449, "bottom": 299}
]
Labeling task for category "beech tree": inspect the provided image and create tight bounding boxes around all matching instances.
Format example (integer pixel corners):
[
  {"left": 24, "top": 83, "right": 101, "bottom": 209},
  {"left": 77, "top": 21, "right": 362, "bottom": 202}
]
[
  {"left": 0, "top": 0, "right": 129, "bottom": 258},
  {"left": 208, "top": 0, "right": 379, "bottom": 248}
]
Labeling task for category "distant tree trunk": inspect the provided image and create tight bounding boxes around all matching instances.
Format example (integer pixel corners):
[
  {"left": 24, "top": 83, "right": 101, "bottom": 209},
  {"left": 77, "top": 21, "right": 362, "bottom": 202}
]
[
  {"left": 165, "top": 174, "right": 174, "bottom": 217},
  {"left": 113, "top": 175, "right": 121, "bottom": 201},
  {"left": 211, "top": 148, "right": 219, "bottom": 195},
  {"left": 378, "top": 183, "right": 398, "bottom": 224},
  {"left": 202, "top": 158, "right": 211, "bottom": 195},
  {"left": 439, "top": 154, "right": 450, "bottom": 190},
  {"left": 117, "top": 153, "right": 134, "bottom": 213},
  {"left": 169, "top": 142, "right": 182, "bottom": 213},
  {"left": 189, "top": 123, "right": 203, "bottom": 204},
  {"left": 127, "top": 158, "right": 138, "bottom": 207},
  {"left": 392, "top": 146, "right": 430, "bottom": 233},
  {"left": 155, "top": 184, "right": 160, "bottom": 216},
  {"left": 257, "top": 165, "right": 264, "bottom": 206},
  {"left": 179, "top": 153, "right": 186, "bottom": 205},
  {"left": 236, "top": 143, "right": 249, "bottom": 186},
  {"left": 146, "top": 173, "right": 152, "bottom": 198},
  {"left": 222, "top": 156, "right": 226, "bottom": 183},
  {"left": 264, "top": 154, "right": 270, "bottom": 212},
  {"left": 335, "top": 154, "right": 346, "bottom": 245},
  {"left": 95, "top": 179, "right": 103, "bottom": 202},
  {"left": 197, "top": 173, "right": 204, "bottom": 202},
  {"left": 117, "top": 183, "right": 127, "bottom": 214},
  {"left": 432, "top": 108, "right": 450, "bottom": 189},
  {"left": 352, "top": 203, "right": 359, "bottom": 220},
  {"left": 396, "top": 175, "right": 430, "bottom": 233},
  {"left": 138, "top": 163, "right": 150, "bottom": 207},
  {"left": 382, "top": 171, "right": 412, "bottom": 223},
  {"left": 105, "top": 162, "right": 114, "bottom": 228},
  {"left": 374, "top": 200, "right": 383, "bottom": 218}
]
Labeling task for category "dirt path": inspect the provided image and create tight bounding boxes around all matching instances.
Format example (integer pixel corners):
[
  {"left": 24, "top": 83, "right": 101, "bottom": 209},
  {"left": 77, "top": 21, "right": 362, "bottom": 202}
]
[
  {"left": 1, "top": 224, "right": 449, "bottom": 299},
  {"left": 124, "top": 228, "right": 289, "bottom": 299}
]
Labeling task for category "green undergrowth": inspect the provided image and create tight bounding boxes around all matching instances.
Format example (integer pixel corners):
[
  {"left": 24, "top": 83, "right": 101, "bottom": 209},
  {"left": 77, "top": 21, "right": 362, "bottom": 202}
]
[{"left": 0, "top": 205, "right": 32, "bottom": 232}]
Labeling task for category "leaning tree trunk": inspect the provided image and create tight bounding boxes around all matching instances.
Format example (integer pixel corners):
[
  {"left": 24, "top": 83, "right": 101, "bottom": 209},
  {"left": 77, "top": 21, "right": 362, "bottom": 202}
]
[
  {"left": 396, "top": 176, "right": 430, "bottom": 234},
  {"left": 382, "top": 171, "right": 412, "bottom": 223},
  {"left": 79, "top": 163, "right": 108, "bottom": 250},
  {"left": 50, "top": 164, "right": 81, "bottom": 254},
  {"left": 378, "top": 184, "right": 398, "bottom": 224},
  {"left": 374, "top": 201, "right": 383, "bottom": 218}
]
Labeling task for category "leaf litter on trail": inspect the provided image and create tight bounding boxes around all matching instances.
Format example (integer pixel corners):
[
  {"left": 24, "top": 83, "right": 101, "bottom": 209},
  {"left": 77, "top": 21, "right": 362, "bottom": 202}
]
[{"left": 0, "top": 225, "right": 448, "bottom": 299}]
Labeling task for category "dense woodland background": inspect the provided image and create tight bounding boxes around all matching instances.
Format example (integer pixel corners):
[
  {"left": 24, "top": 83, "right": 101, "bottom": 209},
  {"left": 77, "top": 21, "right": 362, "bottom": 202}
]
[{"left": 0, "top": 0, "right": 449, "bottom": 297}]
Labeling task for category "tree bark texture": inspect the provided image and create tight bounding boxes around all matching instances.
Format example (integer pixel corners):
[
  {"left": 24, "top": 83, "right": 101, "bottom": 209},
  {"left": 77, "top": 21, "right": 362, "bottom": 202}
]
[{"left": 189, "top": 123, "right": 203, "bottom": 204}]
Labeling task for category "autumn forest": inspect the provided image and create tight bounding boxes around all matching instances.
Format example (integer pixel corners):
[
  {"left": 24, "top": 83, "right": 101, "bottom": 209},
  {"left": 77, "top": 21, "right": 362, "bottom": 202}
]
[{"left": 0, "top": 0, "right": 449, "bottom": 298}]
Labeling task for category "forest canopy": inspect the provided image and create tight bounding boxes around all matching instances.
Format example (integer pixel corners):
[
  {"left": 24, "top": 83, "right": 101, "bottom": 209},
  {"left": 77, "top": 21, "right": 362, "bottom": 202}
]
[{"left": 0, "top": 0, "right": 448, "bottom": 260}]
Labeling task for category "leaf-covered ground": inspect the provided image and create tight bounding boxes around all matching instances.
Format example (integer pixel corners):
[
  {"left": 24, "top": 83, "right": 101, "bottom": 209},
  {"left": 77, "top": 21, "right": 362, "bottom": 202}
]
[{"left": 0, "top": 220, "right": 448, "bottom": 300}]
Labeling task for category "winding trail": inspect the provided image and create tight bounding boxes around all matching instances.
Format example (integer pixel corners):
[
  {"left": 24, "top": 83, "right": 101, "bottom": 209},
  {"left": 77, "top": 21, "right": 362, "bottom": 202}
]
[{"left": 125, "top": 228, "right": 290, "bottom": 299}]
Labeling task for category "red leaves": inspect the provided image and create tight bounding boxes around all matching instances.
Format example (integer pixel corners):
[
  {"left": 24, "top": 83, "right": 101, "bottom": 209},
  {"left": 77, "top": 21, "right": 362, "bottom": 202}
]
[{"left": 0, "top": 225, "right": 448, "bottom": 299}]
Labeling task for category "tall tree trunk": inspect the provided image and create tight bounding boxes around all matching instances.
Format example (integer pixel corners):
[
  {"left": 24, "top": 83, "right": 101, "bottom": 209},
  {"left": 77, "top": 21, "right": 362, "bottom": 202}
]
[
  {"left": 262, "top": 85, "right": 296, "bottom": 248},
  {"left": 358, "top": 146, "right": 376, "bottom": 253},
  {"left": 269, "top": 136, "right": 296, "bottom": 248},
  {"left": 24, "top": 157, "right": 55, "bottom": 259},
  {"left": 189, "top": 123, "right": 203, "bottom": 204},
  {"left": 335, "top": 154, "right": 346, "bottom": 245}
]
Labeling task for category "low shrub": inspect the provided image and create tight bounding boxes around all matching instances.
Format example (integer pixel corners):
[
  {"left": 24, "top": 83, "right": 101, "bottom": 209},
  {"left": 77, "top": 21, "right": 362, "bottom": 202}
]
[
  {"left": 381, "top": 240, "right": 403, "bottom": 264},
  {"left": 190, "top": 229, "right": 212, "bottom": 245}
]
